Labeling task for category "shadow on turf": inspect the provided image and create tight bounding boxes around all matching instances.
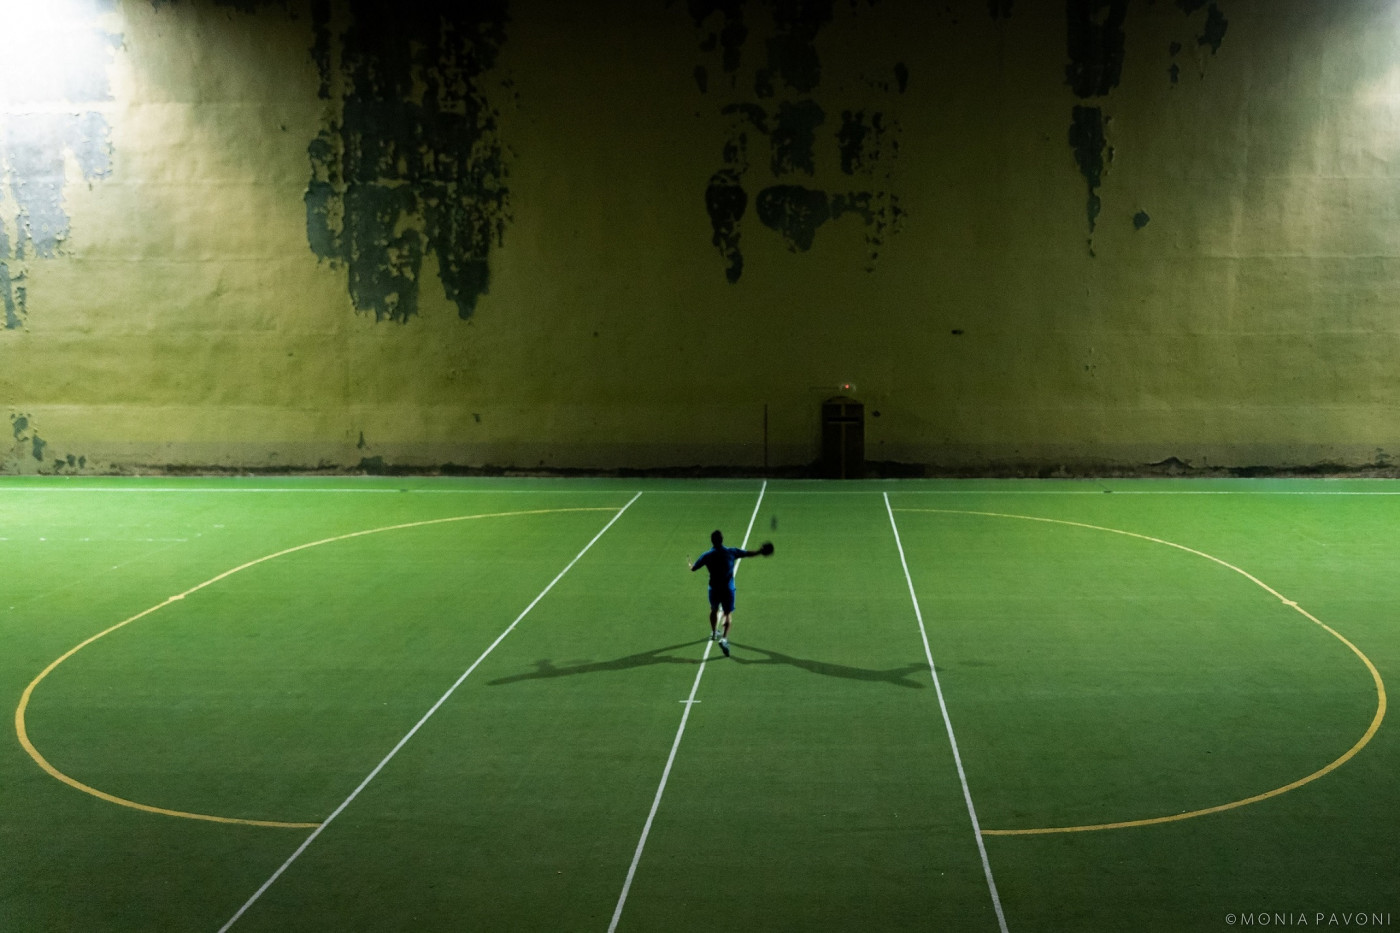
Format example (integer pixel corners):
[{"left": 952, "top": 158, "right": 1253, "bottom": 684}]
[
  {"left": 729, "top": 643, "right": 926, "bottom": 688},
  {"left": 486, "top": 639, "right": 926, "bottom": 689},
  {"left": 487, "top": 639, "right": 710, "bottom": 685}
]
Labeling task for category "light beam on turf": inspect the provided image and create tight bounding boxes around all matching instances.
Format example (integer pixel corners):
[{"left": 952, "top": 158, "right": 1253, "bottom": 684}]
[
  {"left": 218, "top": 493, "right": 642, "bottom": 931},
  {"left": 607, "top": 480, "right": 767, "bottom": 933},
  {"left": 896, "top": 507, "right": 1387, "bottom": 837},
  {"left": 15, "top": 507, "right": 622, "bottom": 828},
  {"left": 886, "top": 493, "right": 1010, "bottom": 933}
]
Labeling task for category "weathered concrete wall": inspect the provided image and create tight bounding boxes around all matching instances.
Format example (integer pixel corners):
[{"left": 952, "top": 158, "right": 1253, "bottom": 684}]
[{"left": 2, "top": 0, "right": 1398, "bottom": 474}]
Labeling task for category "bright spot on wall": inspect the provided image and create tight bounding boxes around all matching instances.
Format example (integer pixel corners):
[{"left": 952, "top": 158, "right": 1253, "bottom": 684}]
[{"left": 0, "top": 0, "right": 119, "bottom": 110}]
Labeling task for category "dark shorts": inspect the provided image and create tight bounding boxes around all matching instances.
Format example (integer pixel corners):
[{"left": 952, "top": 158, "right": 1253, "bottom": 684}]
[{"left": 708, "top": 583, "right": 736, "bottom": 614}]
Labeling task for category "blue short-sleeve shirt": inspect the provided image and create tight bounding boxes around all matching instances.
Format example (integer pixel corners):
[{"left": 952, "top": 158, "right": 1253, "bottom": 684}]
[
  {"left": 692, "top": 546, "right": 746, "bottom": 587},
  {"left": 693, "top": 545, "right": 745, "bottom": 612}
]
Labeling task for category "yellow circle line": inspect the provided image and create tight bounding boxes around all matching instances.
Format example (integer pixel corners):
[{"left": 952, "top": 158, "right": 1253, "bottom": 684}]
[
  {"left": 14, "top": 506, "right": 620, "bottom": 829},
  {"left": 893, "top": 507, "right": 1387, "bottom": 837}
]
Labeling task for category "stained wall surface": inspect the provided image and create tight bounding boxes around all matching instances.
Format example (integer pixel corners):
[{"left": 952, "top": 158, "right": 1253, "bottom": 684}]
[{"left": 1, "top": 0, "right": 1397, "bottom": 474}]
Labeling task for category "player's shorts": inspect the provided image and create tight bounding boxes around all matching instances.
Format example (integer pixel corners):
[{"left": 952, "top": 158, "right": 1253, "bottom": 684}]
[{"left": 708, "top": 583, "right": 736, "bottom": 614}]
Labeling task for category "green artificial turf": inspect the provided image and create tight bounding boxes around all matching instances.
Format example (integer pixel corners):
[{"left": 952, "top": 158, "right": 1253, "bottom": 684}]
[{"left": 0, "top": 477, "right": 1394, "bottom": 931}]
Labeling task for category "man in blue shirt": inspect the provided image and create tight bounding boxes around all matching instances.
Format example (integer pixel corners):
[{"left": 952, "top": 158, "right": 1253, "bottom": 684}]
[{"left": 690, "top": 529, "right": 770, "bottom": 656}]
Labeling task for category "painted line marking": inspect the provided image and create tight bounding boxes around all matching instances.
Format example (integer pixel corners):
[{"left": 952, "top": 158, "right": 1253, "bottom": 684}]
[
  {"left": 0, "top": 485, "right": 762, "bottom": 495},
  {"left": 15, "top": 507, "right": 623, "bottom": 829},
  {"left": 885, "top": 494, "right": 1009, "bottom": 933},
  {"left": 218, "top": 493, "right": 642, "bottom": 932},
  {"left": 895, "top": 507, "right": 1387, "bottom": 836},
  {"left": 607, "top": 480, "right": 767, "bottom": 933}
]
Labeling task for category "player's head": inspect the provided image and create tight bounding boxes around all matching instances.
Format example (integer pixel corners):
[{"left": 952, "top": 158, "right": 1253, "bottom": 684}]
[{"left": 711, "top": 529, "right": 723, "bottom": 547}]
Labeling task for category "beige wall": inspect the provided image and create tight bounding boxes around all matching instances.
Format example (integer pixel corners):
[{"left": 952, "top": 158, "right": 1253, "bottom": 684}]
[{"left": 2, "top": 0, "right": 1398, "bottom": 474}]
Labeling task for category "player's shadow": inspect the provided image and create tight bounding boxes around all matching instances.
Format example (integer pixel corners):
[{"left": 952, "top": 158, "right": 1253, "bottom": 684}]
[
  {"left": 730, "top": 643, "right": 927, "bottom": 689},
  {"left": 487, "top": 638, "right": 926, "bottom": 690},
  {"left": 486, "top": 639, "right": 710, "bottom": 686}
]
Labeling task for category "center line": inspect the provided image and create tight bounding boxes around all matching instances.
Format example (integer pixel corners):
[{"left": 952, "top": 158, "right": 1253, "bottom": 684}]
[
  {"left": 884, "top": 492, "right": 1009, "bottom": 933},
  {"left": 607, "top": 479, "right": 766, "bottom": 933},
  {"left": 218, "top": 492, "right": 643, "bottom": 932}
]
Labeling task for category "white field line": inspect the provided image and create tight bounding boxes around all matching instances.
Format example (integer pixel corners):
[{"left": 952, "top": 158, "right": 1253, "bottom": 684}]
[
  {"left": 0, "top": 486, "right": 760, "bottom": 495},
  {"left": 884, "top": 492, "right": 1009, "bottom": 933},
  {"left": 607, "top": 480, "right": 767, "bottom": 933},
  {"left": 217, "top": 491, "right": 644, "bottom": 933}
]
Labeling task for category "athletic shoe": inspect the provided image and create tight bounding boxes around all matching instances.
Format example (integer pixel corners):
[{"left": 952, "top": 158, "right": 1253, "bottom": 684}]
[
  {"left": 711, "top": 631, "right": 718, "bottom": 641},
  {"left": 719, "top": 639, "right": 730, "bottom": 657}
]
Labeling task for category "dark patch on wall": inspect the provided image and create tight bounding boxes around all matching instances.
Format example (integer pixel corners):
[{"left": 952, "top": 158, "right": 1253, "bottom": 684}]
[
  {"left": 1061, "top": 0, "right": 1228, "bottom": 246},
  {"left": 988, "top": 0, "right": 1013, "bottom": 17},
  {"left": 831, "top": 190, "right": 902, "bottom": 266},
  {"left": 311, "top": 0, "right": 334, "bottom": 99},
  {"left": 7, "top": 115, "right": 111, "bottom": 258},
  {"left": 837, "top": 112, "right": 870, "bottom": 175},
  {"left": 722, "top": 101, "right": 770, "bottom": 134},
  {"left": 9, "top": 413, "right": 47, "bottom": 465},
  {"left": 306, "top": 1, "right": 512, "bottom": 323},
  {"left": 755, "top": 1, "right": 834, "bottom": 97},
  {"left": 756, "top": 185, "right": 830, "bottom": 251},
  {"left": 1198, "top": 3, "right": 1228, "bottom": 54},
  {"left": 770, "top": 100, "right": 825, "bottom": 175},
  {"left": 1167, "top": 3, "right": 1229, "bottom": 87},
  {"left": 1065, "top": 0, "right": 1129, "bottom": 99},
  {"left": 0, "top": 5, "right": 117, "bottom": 329},
  {"left": 1133, "top": 209, "right": 1150, "bottom": 229},
  {"left": 706, "top": 169, "right": 749, "bottom": 284},
  {"left": 1068, "top": 105, "right": 1106, "bottom": 233},
  {"left": 1062, "top": 0, "right": 1126, "bottom": 248},
  {"left": 690, "top": 0, "right": 902, "bottom": 282},
  {"left": 0, "top": 229, "right": 19, "bottom": 330},
  {"left": 689, "top": 0, "right": 749, "bottom": 78},
  {"left": 838, "top": 109, "right": 895, "bottom": 175}
]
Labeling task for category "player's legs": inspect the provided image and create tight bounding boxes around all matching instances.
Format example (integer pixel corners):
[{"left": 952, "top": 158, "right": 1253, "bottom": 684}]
[
  {"left": 718, "top": 586, "right": 736, "bottom": 655},
  {"left": 709, "top": 605, "right": 720, "bottom": 639}
]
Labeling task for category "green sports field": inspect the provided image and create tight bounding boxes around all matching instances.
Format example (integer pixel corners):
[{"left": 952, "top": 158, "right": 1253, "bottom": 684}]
[{"left": 1, "top": 476, "right": 1394, "bottom": 932}]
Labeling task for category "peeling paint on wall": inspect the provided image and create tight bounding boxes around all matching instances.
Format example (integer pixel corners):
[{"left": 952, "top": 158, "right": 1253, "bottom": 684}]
[
  {"left": 0, "top": 3, "right": 117, "bottom": 329},
  {"left": 305, "top": 0, "right": 512, "bottom": 323},
  {"left": 706, "top": 166, "right": 748, "bottom": 283},
  {"left": 770, "top": 99, "right": 825, "bottom": 175},
  {"left": 1063, "top": 0, "right": 1228, "bottom": 248},
  {"left": 7, "top": 411, "right": 87, "bottom": 473},
  {"left": 1168, "top": 2, "right": 1229, "bottom": 83},
  {"left": 690, "top": 0, "right": 904, "bottom": 282},
  {"left": 1065, "top": 0, "right": 1128, "bottom": 99},
  {"left": 1197, "top": 3, "right": 1228, "bottom": 54},
  {"left": 10, "top": 413, "right": 46, "bottom": 463},
  {"left": 755, "top": 184, "right": 829, "bottom": 250},
  {"left": 1068, "top": 104, "right": 1107, "bottom": 235}
]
